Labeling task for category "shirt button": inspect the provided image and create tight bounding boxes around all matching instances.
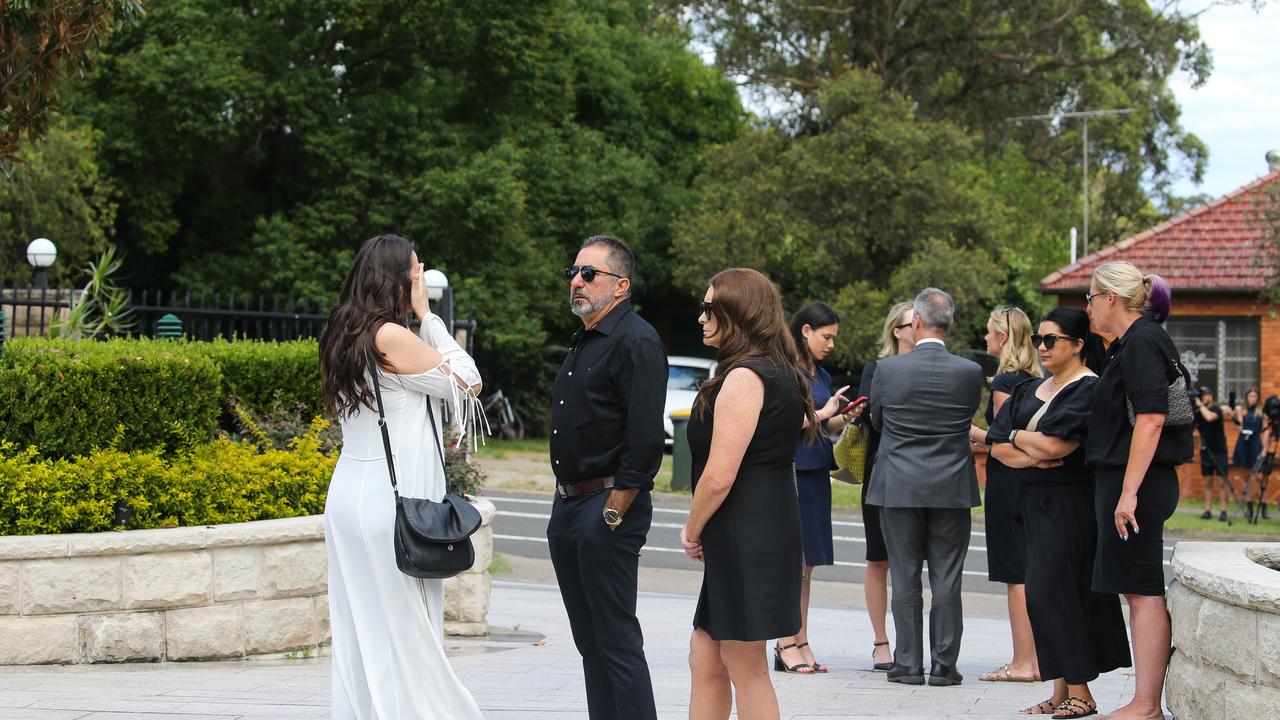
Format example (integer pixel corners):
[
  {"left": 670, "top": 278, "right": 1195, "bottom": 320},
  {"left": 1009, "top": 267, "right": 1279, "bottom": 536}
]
[
  {"left": 553, "top": 429, "right": 558, "bottom": 434},
  {"left": 559, "top": 400, "right": 564, "bottom": 405},
  {"left": 568, "top": 371, "right": 573, "bottom": 376},
  {"left": 555, "top": 460, "right": 560, "bottom": 465}
]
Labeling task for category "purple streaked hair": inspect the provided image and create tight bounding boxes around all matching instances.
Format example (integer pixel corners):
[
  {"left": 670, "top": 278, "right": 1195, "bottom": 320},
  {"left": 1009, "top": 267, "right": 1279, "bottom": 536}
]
[{"left": 1144, "top": 273, "right": 1171, "bottom": 322}]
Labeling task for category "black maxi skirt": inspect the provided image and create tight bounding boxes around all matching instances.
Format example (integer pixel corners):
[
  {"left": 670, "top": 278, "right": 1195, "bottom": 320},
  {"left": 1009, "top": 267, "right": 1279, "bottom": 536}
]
[{"left": 1022, "top": 482, "right": 1132, "bottom": 684}]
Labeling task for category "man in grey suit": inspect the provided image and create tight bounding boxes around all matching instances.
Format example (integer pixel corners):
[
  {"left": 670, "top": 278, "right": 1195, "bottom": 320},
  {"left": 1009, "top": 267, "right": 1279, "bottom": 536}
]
[{"left": 866, "top": 287, "right": 983, "bottom": 687}]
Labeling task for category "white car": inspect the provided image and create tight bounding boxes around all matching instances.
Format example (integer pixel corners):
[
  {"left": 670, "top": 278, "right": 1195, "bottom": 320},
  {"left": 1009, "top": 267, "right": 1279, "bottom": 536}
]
[{"left": 664, "top": 356, "right": 717, "bottom": 446}]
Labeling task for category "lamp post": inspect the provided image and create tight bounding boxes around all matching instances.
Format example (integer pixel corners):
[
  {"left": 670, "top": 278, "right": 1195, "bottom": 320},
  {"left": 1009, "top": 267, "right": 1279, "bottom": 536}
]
[
  {"left": 26, "top": 237, "right": 57, "bottom": 289},
  {"left": 1006, "top": 108, "right": 1136, "bottom": 258},
  {"left": 424, "top": 268, "right": 453, "bottom": 332}
]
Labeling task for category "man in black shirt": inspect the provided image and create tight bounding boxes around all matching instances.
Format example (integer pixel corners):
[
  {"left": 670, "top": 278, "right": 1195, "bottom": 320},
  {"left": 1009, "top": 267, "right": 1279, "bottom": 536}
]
[
  {"left": 547, "top": 235, "right": 665, "bottom": 720},
  {"left": 1193, "top": 387, "right": 1231, "bottom": 521}
]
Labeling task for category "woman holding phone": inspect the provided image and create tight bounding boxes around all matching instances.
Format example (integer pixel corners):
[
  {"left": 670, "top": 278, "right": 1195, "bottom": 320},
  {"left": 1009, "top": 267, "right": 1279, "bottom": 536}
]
[{"left": 775, "top": 302, "right": 854, "bottom": 674}]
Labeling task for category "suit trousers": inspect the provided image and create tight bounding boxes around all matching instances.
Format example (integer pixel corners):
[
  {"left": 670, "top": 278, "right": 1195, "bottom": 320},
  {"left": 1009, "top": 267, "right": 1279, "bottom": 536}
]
[
  {"left": 547, "top": 489, "right": 657, "bottom": 720},
  {"left": 879, "top": 506, "right": 971, "bottom": 671}
]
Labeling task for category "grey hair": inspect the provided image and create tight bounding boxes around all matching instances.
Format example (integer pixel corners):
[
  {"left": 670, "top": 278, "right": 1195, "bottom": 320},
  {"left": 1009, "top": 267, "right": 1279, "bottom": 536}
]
[
  {"left": 580, "top": 235, "right": 634, "bottom": 281},
  {"left": 913, "top": 287, "right": 955, "bottom": 333}
]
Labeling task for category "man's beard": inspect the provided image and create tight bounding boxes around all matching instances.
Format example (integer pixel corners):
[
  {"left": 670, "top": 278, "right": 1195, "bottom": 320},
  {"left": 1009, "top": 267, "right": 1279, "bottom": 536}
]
[{"left": 570, "top": 291, "right": 612, "bottom": 317}]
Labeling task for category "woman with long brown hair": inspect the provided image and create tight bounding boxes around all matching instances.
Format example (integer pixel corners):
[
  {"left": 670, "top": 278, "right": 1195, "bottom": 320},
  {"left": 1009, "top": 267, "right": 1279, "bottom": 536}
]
[
  {"left": 320, "top": 234, "right": 484, "bottom": 719},
  {"left": 680, "top": 268, "right": 817, "bottom": 720}
]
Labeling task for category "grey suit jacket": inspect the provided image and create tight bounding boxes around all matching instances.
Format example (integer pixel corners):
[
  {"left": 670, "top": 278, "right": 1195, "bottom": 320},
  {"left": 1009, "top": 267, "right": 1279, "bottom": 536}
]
[{"left": 865, "top": 341, "right": 983, "bottom": 509}]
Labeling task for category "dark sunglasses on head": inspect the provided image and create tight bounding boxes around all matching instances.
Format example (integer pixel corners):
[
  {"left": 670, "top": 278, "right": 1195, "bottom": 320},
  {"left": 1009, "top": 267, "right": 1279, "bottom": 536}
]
[
  {"left": 1031, "top": 333, "right": 1075, "bottom": 350},
  {"left": 564, "top": 265, "right": 626, "bottom": 283},
  {"left": 699, "top": 300, "right": 714, "bottom": 320}
]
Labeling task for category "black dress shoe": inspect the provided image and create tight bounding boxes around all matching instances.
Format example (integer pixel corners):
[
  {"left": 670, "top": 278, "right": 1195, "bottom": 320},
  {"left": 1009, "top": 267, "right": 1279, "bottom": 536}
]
[
  {"left": 886, "top": 664, "right": 925, "bottom": 685},
  {"left": 928, "top": 662, "right": 963, "bottom": 686}
]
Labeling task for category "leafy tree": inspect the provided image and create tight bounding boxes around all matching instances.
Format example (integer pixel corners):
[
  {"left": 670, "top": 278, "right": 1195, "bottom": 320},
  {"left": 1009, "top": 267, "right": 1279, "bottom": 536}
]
[
  {"left": 69, "top": 0, "right": 742, "bottom": 428},
  {"left": 672, "top": 0, "right": 1214, "bottom": 247},
  {"left": 0, "top": 0, "right": 142, "bottom": 158},
  {"left": 0, "top": 119, "right": 116, "bottom": 285},
  {"left": 672, "top": 71, "right": 1076, "bottom": 365}
]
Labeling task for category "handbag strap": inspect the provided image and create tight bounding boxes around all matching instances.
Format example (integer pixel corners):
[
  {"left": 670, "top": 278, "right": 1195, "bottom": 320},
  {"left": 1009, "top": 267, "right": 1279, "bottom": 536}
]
[{"left": 369, "top": 355, "right": 401, "bottom": 502}]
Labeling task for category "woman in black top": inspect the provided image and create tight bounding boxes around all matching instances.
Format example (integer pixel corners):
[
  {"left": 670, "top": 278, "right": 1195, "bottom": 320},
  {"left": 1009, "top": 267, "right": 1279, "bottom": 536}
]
[
  {"left": 989, "top": 308, "right": 1131, "bottom": 718},
  {"left": 1084, "top": 261, "right": 1186, "bottom": 720},
  {"left": 969, "top": 306, "right": 1042, "bottom": 683},
  {"left": 681, "top": 268, "right": 817, "bottom": 720},
  {"left": 853, "top": 301, "right": 915, "bottom": 671}
]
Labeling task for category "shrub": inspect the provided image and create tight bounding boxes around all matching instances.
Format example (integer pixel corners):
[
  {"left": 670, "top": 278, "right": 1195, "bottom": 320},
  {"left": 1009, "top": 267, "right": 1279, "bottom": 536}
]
[
  {"left": 0, "top": 428, "right": 336, "bottom": 535},
  {"left": 188, "top": 338, "right": 321, "bottom": 417},
  {"left": 0, "top": 337, "right": 222, "bottom": 457}
]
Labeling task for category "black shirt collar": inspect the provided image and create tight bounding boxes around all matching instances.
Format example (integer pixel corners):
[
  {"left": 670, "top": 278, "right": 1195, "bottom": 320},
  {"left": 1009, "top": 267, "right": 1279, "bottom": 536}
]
[
  {"left": 1113, "top": 313, "right": 1159, "bottom": 350},
  {"left": 586, "top": 298, "right": 632, "bottom": 336}
]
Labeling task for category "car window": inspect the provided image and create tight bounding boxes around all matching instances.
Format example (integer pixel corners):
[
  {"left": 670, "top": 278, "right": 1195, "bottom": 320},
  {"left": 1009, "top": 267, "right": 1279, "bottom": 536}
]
[{"left": 668, "top": 365, "right": 710, "bottom": 391}]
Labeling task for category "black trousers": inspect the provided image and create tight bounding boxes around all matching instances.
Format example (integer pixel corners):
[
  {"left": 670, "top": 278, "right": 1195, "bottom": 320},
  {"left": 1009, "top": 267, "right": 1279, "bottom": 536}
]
[{"left": 547, "top": 489, "right": 657, "bottom": 720}]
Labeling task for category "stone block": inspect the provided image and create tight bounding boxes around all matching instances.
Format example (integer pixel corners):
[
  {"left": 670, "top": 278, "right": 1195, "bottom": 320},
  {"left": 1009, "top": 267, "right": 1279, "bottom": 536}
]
[
  {"left": 1166, "top": 580, "right": 1205, "bottom": 658},
  {"left": 1224, "top": 680, "right": 1280, "bottom": 719},
  {"left": 259, "top": 542, "right": 326, "bottom": 598},
  {"left": 69, "top": 526, "right": 207, "bottom": 557},
  {"left": 1259, "top": 612, "right": 1280, "bottom": 686},
  {"left": 444, "top": 571, "right": 490, "bottom": 625},
  {"left": 1194, "top": 597, "right": 1258, "bottom": 680},
  {"left": 469, "top": 525, "right": 493, "bottom": 575},
  {"left": 165, "top": 605, "right": 243, "bottom": 660},
  {"left": 1166, "top": 650, "right": 1228, "bottom": 720},
  {"left": 23, "top": 557, "right": 121, "bottom": 614},
  {"left": 243, "top": 597, "right": 315, "bottom": 655},
  {"left": 0, "top": 535, "right": 68, "bottom": 561},
  {"left": 444, "top": 620, "right": 489, "bottom": 637},
  {"left": 213, "top": 547, "right": 261, "bottom": 602},
  {"left": 0, "top": 615, "right": 77, "bottom": 664},
  {"left": 0, "top": 562, "right": 19, "bottom": 614},
  {"left": 315, "top": 595, "right": 331, "bottom": 646},
  {"left": 204, "top": 516, "right": 324, "bottom": 549},
  {"left": 123, "top": 551, "right": 212, "bottom": 609},
  {"left": 79, "top": 612, "right": 164, "bottom": 663}
]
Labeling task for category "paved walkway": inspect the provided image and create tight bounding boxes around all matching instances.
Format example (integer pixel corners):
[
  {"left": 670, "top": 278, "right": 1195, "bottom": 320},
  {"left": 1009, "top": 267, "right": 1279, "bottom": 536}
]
[{"left": 0, "top": 577, "right": 1149, "bottom": 719}]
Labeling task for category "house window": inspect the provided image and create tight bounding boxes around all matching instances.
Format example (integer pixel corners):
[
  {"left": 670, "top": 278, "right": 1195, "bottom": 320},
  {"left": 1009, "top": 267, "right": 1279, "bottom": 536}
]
[{"left": 1165, "top": 317, "right": 1260, "bottom": 402}]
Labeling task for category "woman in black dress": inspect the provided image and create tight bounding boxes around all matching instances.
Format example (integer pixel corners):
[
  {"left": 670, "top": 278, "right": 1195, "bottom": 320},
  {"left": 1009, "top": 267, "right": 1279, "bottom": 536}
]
[
  {"left": 778, "top": 302, "right": 853, "bottom": 674},
  {"left": 969, "top": 306, "right": 1042, "bottom": 684},
  {"left": 1085, "top": 261, "right": 1187, "bottom": 720},
  {"left": 854, "top": 301, "right": 915, "bottom": 671},
  {"left": 988, "top": 308, "right": 1131, "bottom": 718},
  {"left": 680, "top": 268, "right": 817, "bottom": 720}
]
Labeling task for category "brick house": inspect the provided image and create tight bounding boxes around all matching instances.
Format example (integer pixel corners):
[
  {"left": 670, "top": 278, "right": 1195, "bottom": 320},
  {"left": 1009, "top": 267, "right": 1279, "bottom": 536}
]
[{"left": 1039, "top": 169, "right": 1280, "bottom": 498}]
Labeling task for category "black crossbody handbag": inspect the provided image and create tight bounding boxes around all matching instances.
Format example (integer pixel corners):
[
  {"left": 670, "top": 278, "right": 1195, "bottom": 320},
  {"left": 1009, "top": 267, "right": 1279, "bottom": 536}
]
[{"left": 369, "top": 360, "right": 482, "bottom": 579}]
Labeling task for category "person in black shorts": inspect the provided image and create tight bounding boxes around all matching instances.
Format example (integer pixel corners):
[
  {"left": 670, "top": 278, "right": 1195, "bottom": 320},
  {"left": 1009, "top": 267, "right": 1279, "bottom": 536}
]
[
  {"left": 852, "top": 301, "right": 915, "bottom": 672},
  {"left": 1085, "top": 261, "right": 1189, "bottom": 720},
  {"left": 1193, "top": 388, "right": 1231, "bottom": 521}
]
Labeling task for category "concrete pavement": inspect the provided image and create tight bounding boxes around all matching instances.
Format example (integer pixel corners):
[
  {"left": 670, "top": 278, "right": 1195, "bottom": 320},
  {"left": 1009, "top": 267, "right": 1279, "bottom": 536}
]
[{"left": 0, "top": 560, "right": 1150, "bottom": 719}]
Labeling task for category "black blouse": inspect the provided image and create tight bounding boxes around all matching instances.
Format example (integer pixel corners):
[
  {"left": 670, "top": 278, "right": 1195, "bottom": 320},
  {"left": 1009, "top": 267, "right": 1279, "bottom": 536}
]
[
  {"left": 985, "top": 369, "right": 1036, "bottom": 425},
  {"left": 988, "top": 375, "right": 1097, "bottom": 485},
  {"left": 1085, "top": 314, "right": 1181, "bottom": 468}
]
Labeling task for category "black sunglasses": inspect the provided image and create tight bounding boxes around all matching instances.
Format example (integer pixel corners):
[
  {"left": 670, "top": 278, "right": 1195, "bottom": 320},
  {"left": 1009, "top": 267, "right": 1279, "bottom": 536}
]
[
  {"left": 1031, "top": 333, "right": 1075, "bottom": 350},
  {"left": 699, "top": 300, "right": 714, "bottom": 320},
  {"left": 564, "top": 265, "right": 626, "bottom": 283}
]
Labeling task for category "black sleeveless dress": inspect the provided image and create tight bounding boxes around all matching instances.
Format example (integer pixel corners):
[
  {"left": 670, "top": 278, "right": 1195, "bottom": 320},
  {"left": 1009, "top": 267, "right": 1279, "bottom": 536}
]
[{"left": 688, "top": 357, "right": 804, "bottom": 641}]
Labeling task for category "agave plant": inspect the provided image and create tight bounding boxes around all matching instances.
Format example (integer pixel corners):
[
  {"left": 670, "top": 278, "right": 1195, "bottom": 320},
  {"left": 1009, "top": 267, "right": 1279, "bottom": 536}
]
[{"left": 52, "top": 246, "right": 136, "bottom": 339}]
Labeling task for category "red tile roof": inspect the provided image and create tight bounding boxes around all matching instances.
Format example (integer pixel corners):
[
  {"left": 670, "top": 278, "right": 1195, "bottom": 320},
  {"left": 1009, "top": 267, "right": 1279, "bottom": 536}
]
[{"left": 1040, "top": 170, "right": 1280, "bottom": 294}]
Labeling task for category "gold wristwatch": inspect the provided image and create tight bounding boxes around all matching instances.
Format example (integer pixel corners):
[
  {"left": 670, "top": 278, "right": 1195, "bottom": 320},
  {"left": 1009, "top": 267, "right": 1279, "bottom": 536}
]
[{"left": 602, "top": 507, "right": 623, "bottom": 530}]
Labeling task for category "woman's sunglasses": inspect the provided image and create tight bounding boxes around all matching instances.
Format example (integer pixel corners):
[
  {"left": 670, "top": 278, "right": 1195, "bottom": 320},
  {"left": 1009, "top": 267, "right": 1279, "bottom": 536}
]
[
  {"left": 564, "top": 265, "right": 626, "bottom": 283},
  {"left": 699, "top": 300, "right": 714, "bottom": 320},
  {"left": 1031, "top": 333, "right": 1075, "bottom": 350}
]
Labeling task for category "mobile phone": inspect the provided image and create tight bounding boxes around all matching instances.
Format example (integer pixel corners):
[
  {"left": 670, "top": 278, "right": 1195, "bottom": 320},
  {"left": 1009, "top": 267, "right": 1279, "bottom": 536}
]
[{"left": 839, "top": 396, "right": 869, "bottom": 414}]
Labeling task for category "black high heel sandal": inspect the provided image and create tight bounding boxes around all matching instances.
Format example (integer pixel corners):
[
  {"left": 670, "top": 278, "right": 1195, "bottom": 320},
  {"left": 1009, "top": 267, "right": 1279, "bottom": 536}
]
[
  {"left": 797, "top": 642, "right": 828, "bottom": 673},
  {"left": 872, "top": 640, "right": 894, "bottom": 672},
  {"left": 773, "top": 642, "right": 813, "bottom": 674}
]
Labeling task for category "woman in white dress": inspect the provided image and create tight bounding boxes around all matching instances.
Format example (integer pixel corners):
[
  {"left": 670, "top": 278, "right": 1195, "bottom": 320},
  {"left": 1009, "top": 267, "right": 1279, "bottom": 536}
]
[{"left": 319, "top": 234, "right": 485, "bottom": 720}]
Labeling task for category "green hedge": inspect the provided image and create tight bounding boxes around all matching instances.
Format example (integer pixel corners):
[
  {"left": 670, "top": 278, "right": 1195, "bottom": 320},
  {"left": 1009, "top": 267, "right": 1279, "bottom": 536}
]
[
  {"left": 0, "top": 337, "right": 223, "bottom": 457},
  {"left": 0, "top": 337, "right": 322, "bottom": 458},
  {"left": 0, "top": 432, "right": 335, "bottom": 535}
]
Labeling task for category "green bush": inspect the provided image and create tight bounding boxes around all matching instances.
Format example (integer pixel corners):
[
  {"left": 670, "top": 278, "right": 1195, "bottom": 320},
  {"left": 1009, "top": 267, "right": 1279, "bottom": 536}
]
[
  {"left": 0, "top": 337, "right": 223, "bottom": 457},
  {"left": 189, "top": 338, "right": 321, "bottom": 416},
  {"left": 0, "top": 426, "right": 335, "bottom": 535}
]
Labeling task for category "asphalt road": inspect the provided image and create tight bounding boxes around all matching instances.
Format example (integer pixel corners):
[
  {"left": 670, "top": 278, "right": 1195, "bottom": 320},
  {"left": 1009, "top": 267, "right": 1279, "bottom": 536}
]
[{"left": 484, "top": 489, "right": 1177, "bottom": 595}]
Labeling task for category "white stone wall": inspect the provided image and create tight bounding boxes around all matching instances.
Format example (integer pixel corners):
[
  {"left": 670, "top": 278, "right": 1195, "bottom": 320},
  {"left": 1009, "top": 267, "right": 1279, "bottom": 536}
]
[
  {"left": 0, "top": 497, "right": 496, "bottom": 664},
  {"left": 1166, "top": 542, "right": 1280, "bottom": 719}
]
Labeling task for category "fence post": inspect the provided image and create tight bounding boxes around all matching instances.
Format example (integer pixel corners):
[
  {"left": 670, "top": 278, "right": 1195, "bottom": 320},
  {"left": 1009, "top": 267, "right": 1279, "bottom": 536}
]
[{"left": 0, "top": 308, "right": 7, "bottom": 358}]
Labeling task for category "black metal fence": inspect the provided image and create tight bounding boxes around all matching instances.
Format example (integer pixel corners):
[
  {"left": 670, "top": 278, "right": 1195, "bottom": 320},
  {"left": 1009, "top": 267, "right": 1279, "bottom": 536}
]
[{"left": 0, "top": 286, "right": 329, "bottom": 342}]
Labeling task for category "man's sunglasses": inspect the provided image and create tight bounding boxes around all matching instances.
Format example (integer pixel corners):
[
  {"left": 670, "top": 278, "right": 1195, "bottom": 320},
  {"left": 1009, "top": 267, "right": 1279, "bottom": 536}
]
[
  {"left": 1031, "top": 333, "right": 1075, "bottom": 350},
  {"left": 564, "top": 265, "right": 626, "bottom": 283}
]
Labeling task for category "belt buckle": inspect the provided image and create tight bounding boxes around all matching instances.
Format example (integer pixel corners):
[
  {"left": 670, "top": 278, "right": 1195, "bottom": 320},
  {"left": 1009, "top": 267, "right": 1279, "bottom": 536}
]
[{"left": 556, "top": 484, "right": 568, "bottom": 499}]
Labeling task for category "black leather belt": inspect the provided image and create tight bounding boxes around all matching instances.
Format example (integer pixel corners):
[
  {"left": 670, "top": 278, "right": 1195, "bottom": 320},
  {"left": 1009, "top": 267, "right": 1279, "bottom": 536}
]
[{"left": 557, "top": 476, "right": 615, "bottom": 498}]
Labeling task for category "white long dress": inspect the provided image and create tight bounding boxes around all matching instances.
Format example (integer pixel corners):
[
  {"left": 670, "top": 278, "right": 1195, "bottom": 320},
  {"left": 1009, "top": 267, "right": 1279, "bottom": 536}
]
[{"left": 325, "top": 313, "right": 485, "bottom": 720}]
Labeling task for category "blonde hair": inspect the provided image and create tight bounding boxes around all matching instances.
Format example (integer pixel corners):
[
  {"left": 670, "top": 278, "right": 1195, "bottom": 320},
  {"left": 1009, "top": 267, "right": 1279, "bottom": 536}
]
[
  {"left": 878, "top": 302, "right": 914, "bottom": 359},
  {"left": 1092, "top": 261, "right": 1172, "bottom": 322},
  {"left": 989, "top": 306, "right": 1043, "bottom": 378}
]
